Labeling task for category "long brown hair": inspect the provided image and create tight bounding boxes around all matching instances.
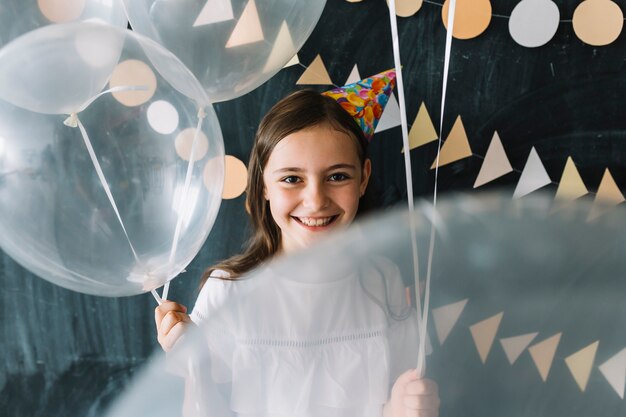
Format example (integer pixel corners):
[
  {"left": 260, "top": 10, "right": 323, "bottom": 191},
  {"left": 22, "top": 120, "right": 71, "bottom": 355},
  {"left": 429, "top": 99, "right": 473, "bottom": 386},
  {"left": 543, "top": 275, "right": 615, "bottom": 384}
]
[{"left": 200, "top": 90, "right": 374, "bottom": 285}]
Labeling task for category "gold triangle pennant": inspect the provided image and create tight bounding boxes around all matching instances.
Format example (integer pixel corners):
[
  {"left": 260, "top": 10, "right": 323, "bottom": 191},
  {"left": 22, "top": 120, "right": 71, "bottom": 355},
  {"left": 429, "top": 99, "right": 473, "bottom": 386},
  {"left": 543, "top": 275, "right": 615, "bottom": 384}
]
[
  {"left": 470, "top": 312, "right": 504, "bottom": 363},
  {"left": 296, "top": 54, "right": 333, "bottom": 85},
  {"left": 588, "top": 168, "right": 625, "bottom": 221},
  {"left": 565, "top": 341, "right": 599, "bottom": 392},
  {"left": 430, "top": 115, "right": 472, "bottom": 169},
  {"left": 554, "top": 157, "right": 588, "bottom": 201},
  {"left": 403, "top": 102, "right": 438, "bottom": 152}
]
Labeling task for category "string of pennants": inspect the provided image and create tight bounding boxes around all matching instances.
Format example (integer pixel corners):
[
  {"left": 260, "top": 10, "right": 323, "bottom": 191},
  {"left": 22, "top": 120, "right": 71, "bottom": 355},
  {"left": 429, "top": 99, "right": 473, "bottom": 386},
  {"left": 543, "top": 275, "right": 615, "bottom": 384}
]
[
  {"left": 293, "top": 55, "right": 625, "bottom": 221},
  {"left": 347, "top": 0, "right": 625, "bottom": 48},
  {"left": 429, "top": 298, "right": 626, "bottom": 399}
]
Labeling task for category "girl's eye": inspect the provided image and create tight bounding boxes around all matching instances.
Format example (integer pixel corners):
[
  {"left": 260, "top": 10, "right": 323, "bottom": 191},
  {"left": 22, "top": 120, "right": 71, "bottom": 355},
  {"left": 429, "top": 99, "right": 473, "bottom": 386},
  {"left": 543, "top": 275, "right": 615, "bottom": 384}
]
[
  {"left": 281, "top": 175, "right": 301, "bottom": 184},
  {"left": 328, "top": 173, "right": 350, "bottom": 182}
]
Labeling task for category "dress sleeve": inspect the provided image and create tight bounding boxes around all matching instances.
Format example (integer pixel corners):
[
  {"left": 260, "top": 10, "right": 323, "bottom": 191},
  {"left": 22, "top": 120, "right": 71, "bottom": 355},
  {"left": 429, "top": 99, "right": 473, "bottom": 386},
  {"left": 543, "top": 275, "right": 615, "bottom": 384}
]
[{"left": 189, "top": 269, "right": 234, "bottom": 325}]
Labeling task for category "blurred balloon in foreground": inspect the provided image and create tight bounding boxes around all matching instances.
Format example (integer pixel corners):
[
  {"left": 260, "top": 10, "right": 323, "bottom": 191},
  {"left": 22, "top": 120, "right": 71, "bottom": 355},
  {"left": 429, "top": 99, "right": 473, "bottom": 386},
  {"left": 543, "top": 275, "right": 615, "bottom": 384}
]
[
  {"left": 105, "top": 193, "right": 626, "bottom": 416},
  {"left": 123, "top": 0, "right": 327, "bottom": 102},
  {"left": 0, "top": 22, "right": 224, "bottom": 296},
  {"left": 0, "top": 0, "right": 127, "bottom": 50}
]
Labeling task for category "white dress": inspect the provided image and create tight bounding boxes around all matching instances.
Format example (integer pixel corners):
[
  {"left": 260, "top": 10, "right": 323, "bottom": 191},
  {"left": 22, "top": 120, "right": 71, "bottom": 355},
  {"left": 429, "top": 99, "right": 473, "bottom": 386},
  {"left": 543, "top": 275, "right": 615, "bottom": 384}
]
[{"left": 189, "top": 259, "right": 419, "bottom": 417}]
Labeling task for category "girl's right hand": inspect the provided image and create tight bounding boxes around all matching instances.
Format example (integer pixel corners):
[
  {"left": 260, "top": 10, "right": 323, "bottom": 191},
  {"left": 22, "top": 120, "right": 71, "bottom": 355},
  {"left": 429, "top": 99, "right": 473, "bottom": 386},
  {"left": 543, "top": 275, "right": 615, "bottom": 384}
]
[{"left": 155, "top": 301, "right": 193, "bottom": 352}]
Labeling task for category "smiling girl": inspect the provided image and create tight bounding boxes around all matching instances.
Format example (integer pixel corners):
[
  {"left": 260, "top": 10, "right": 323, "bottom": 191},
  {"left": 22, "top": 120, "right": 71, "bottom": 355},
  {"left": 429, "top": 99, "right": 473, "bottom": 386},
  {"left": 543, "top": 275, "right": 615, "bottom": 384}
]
[{"left": 155, "top": 85, "right": 439, "bottom": 417}]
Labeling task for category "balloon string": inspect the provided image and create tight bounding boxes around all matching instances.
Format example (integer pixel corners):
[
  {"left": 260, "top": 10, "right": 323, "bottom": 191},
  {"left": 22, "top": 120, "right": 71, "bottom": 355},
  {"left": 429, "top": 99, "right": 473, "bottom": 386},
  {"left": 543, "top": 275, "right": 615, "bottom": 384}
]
[
  {"left": 151, "top": 289, "right": 164, "bottom": 305},
  {"left": 78, "top": 85, "right": 148, "bottom": 112},
  {"left": 161, "top": 107, "right": 206, "bottom": 301},
  {"left": 70, "top": 116, "right": 141, "bottom": 264},
  {"left": 418, "top": 0, "right": 458, "bottom": 374},
  {"left": 64, "top": 85, "right": 151, "bottom": 301},
  {"left": 387, "top": 0, "right": 425, "bottom": 375}
]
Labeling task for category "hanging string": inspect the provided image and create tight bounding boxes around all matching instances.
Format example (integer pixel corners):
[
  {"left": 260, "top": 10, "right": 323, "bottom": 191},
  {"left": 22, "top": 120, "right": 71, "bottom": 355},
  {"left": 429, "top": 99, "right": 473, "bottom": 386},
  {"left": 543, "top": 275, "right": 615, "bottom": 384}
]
[
  {"left": 161, "top": 106, "right": 207, "bottom": 301},
  {"left": 386, "top": 0, "right": 427, "bottom": 376}
]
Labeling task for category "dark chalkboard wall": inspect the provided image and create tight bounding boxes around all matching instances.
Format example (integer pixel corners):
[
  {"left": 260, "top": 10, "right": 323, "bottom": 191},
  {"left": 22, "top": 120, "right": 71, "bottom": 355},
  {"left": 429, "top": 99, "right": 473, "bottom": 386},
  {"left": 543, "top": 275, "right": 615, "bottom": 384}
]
[{"left": 3, "top": 0, "right": 626, "bottom": 415}]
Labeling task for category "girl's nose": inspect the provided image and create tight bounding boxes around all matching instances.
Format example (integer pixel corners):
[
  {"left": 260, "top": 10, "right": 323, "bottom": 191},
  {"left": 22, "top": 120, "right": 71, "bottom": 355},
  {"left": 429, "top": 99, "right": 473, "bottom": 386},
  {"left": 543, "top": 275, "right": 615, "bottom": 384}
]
[{"left": 302, "top": 181, "right": 329, "bottom": 210}]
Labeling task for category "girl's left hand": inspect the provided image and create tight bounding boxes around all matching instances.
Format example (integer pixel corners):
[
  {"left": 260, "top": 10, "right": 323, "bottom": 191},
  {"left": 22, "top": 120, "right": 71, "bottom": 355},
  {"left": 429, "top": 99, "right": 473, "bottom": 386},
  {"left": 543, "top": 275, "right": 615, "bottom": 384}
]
[{"left": 384, "top": 369, "right": 440, "bottom": 417}]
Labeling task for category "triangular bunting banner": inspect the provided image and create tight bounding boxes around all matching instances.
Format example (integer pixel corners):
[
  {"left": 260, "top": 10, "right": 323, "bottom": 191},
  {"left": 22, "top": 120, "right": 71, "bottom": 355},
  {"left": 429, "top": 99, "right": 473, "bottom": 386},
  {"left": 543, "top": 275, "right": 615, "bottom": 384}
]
[
  {"left": 432, "top": 299, "right": 468, "bottom": 345},
  {"left": 296, "top": 54, "right": 333, "bottom": 85},
  {"left": 470, "top": 312, "right": 504, "bottom": 364},
  {"left": 430, "top": 116, "right": 472, "bottom": 169},
  {"left": 283, "top": 54, "right": 299, "bottom": 68},
  {"left": 554, "top": 156, "right": 588, "bottom": 201},
  {"left": 263, "top": 21, "right": 296, "bottom": 72},
  {"left": 500, "top": 332, "right": 538, "bottom": 365},
  {"left": 565, "top": 341, "right": 599, "bottom": 392},
  {"left": 345, "top": 64, "right": 362, "bottom": 85},
  {"left": 528, "top": 333, "right": 562, "bottom": 382},
  {"left": 225, "top": 0, "right": 264, "bottom": 48},
  {"left": 599, "top": 347, "right": 626, "bottom": 399},
  {"left": 588, "top": 168, "right": 625, "bottom": 221},
  {"left": 403, "top": 102, "right": 438, "bottom": 152},
  {"left": 512, "top": 147, "right": 551, "bottom": 198},
  {"left": 193, "top": 0, "right": 234, "bottom": 26},
  {"left": 374, "top": 93, "right": 401, "bottom": 133},
  {"left": 473, "top": 131, "right": 513, "bottom": 188}
]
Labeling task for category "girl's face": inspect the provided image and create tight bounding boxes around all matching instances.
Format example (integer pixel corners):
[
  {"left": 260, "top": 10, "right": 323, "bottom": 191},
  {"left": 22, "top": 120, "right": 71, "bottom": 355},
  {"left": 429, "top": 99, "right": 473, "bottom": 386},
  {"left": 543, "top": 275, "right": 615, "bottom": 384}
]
[{"left": 263, "top": 123, "right": 371, "bottom": 253}]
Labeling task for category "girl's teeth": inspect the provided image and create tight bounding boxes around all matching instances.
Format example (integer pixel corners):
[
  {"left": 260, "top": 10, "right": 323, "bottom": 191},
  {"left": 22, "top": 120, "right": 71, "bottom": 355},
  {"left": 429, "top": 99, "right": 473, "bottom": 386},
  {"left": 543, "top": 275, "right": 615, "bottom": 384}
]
[{"left": 299, "top": 217, "right": 332, "bottom": 226}]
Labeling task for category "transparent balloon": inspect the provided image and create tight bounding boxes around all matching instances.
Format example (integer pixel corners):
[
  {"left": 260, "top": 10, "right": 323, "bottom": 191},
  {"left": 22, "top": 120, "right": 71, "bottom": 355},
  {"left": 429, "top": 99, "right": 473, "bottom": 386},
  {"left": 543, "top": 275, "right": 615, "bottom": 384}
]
[
  {"left": 0, "top": 22, "right": 224, "bottom": 297},
  {"left": 0, "top": 22, "right": 126, "bottom": 114},
  {"left": 123, "top": 0, "right": 327, "bottom": 102},
  {"left": 0, "top": 0, "right": 128, "bottom": 50},
  {"left": 105, "top": 193, "right": 626, "bottom": 416}
]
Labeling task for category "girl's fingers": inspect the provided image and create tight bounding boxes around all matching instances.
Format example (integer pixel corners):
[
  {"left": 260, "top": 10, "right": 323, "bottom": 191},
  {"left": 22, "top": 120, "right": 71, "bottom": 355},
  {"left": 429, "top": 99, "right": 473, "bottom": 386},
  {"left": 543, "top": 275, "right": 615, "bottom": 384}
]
[
  {"left": 405, "top": 379, "right": 439, "bottom": 396},
  {"left": 392, "top": 368, "right": 419, "bottom": 394},
  {"left": 155, "top": 301, "right": 188, "bottom": 326},
  {"left": 405, "top": 409, "right": 438, "bottom": 417},
  {"left": 402, "top": 393, "right": 441, "bottom": 410},
  {"left": 159, "top": 311, "right": 191, "bottom": 336},
  {"left": 159, "top": 321, "right": 190, "bottom": 352}
]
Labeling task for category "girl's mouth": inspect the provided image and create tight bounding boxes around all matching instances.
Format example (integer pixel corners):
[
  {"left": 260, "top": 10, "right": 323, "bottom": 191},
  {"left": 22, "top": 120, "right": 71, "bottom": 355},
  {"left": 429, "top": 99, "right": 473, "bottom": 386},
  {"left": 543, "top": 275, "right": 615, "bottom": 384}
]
[{"left": 293, "top": 215, "right": 338, "bottom": 228}]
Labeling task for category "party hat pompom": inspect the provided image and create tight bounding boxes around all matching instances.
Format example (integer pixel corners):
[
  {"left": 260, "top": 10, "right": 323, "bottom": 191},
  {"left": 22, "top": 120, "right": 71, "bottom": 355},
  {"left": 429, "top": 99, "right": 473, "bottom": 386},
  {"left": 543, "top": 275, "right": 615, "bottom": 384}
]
[{"left": 323, "top": 69, "right": 396, "bottom": 141}]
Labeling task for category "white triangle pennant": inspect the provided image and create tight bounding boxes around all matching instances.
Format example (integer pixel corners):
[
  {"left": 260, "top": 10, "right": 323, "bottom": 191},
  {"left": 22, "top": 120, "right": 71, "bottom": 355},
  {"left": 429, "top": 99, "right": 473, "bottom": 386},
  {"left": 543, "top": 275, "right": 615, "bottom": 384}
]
[
  {"left": 432, "top": 299, "right": 468, "bottom": 345},
  {"left": 474, "top": 131, "right": 513, "bottom": 188},
  {"left": 193, "top": 0, "right": 234, "bottom": 26},
  {"left": 375, "top": 93, "right": 401, "bottom": 133},
  {"left": 500, "top": 332, "right": 538, "bottom": 364},
  {"left": 283, "top": 54, "right": 299, "bottom": 68},
  {"left": 599, "top": 347, "right": 626, "bottom": 399},
  {"left": 225, "top": 0, "right": 264, "bottom": 48},
  {"left": 263, "top": 21, "right": 296, "bottom": 72},
  {"left": 345, "top": 64, "right": 362, "bottom": 85},
  {"left": 513, "top": 147, "right": 551, "bottom": 198}
]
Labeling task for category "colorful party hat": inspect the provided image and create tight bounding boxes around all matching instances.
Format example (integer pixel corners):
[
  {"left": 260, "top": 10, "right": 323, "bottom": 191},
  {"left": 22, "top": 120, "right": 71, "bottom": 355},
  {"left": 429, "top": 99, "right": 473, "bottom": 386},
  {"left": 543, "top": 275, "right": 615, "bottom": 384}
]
[{"left": 322, "top": 69, "right": 396, "bottom": 141}]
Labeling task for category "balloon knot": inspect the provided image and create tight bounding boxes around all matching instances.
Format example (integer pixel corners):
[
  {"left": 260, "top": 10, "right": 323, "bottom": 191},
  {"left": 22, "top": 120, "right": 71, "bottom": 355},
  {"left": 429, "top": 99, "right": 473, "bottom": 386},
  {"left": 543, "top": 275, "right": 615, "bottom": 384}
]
[
  {"left": 197, "top": 107, "right": 206, "bottom": 119},
  {"left": 63, "top": 113, "right": 79, "bottom": 128}
]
